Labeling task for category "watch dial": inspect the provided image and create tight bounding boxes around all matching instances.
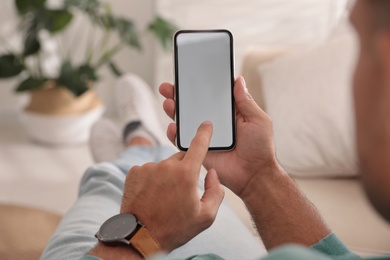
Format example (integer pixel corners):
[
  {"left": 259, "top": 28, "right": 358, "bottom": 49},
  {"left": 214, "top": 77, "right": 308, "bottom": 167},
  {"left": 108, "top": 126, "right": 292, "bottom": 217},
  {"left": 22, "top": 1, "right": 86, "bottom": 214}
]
[{"left": 99, "top": 214, "right": 138, "bottom": 242}]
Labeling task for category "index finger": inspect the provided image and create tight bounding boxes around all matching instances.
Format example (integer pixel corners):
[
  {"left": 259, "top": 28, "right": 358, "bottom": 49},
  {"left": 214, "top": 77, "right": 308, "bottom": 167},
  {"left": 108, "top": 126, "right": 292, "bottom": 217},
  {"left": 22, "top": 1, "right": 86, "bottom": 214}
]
[{"left": 184, "top": 121, "right": 213, "bottom": 165}]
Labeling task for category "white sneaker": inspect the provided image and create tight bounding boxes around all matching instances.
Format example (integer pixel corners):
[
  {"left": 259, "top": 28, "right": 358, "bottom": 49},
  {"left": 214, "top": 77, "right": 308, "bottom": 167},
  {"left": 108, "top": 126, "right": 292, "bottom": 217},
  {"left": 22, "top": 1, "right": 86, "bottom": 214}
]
[
  {"left": 115, "top": 74, "right": 168, "bottom": 145},
  {"left": 90, "top": 118, "right": 123, "bottom": 163}
]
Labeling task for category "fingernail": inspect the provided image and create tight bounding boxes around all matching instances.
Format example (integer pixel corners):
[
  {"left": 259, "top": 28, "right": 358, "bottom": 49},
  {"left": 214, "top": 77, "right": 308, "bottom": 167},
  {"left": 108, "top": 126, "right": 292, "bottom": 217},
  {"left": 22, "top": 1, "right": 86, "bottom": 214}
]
[
  {"left": 203, "top": 120, "right": 212, "bottom": 126},
  {"left": 240, "top": 76, "right": 246, "bottom": 89},
  {"left": 240, "top": 76, "right": 252, "bottom": 100},
  {"left": 211, "top": 169, "right": 218, "bottom": 178}
]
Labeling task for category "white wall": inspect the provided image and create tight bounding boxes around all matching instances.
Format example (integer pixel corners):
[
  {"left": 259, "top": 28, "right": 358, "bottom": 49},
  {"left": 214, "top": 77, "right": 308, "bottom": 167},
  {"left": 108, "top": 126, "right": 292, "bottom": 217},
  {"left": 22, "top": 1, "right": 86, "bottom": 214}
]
[
  {"left": 155, "top": 0, "right": 350, "bottom": 85},
  {"left": 0, "top": 0, "right": 156, "bottom": 120},
  {"left": 95, "top": 0, "right": 157, "bottom": 117}
]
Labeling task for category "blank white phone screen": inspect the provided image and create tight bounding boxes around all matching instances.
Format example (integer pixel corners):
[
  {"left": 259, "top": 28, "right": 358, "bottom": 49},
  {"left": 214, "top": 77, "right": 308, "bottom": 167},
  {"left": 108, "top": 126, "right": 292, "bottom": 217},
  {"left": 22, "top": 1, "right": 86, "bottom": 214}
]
[{"left": 175, "top": 31, "right": 235, "bottom": 150}]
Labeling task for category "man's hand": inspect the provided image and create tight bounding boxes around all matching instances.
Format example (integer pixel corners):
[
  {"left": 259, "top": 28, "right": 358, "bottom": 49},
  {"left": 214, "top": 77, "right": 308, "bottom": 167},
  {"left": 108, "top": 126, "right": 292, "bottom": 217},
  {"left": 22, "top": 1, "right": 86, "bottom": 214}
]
[
  {"left": 120, "top": 122, "right": 225, "bottom": 253},
  {"left": 160, "top": 76, "right": 278, "bottom": 198}
]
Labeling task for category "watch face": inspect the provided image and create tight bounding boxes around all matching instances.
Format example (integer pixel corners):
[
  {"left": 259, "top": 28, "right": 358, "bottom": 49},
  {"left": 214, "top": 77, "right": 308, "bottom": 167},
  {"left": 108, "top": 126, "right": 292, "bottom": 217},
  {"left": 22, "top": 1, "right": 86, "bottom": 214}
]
[{"left": 99, "top": 214, "right": 138, "bottom": 243}]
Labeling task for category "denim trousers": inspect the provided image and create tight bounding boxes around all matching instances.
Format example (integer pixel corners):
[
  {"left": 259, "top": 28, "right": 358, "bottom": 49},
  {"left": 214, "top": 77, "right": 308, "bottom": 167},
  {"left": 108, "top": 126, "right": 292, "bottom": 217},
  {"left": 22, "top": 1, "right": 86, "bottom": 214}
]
[{"left": 41, "top": 146, "right": 265, "bottom": 260}]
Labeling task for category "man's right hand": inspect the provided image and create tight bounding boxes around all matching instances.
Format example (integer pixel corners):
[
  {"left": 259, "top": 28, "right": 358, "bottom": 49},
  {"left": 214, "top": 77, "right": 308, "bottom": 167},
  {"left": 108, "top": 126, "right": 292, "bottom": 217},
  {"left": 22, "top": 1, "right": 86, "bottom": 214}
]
[{"left": 159, "top": 76, "right": 279, "bottom": 198}]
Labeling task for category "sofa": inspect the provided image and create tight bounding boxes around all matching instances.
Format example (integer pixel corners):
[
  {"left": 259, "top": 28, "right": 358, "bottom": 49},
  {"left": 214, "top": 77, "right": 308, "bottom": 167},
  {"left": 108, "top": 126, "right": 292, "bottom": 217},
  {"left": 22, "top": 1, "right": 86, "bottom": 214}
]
[{"left": 226, "top": 20, "right": 390, "bottom": 256}]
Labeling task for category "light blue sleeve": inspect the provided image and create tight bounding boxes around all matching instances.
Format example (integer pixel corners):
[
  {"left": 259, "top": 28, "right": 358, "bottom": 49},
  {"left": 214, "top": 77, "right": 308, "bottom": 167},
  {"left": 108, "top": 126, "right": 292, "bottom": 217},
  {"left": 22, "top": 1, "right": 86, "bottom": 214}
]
[
  {"left": 311, "top": 233, "right": 361, "bottom": 259},
  {"left": 78, "top": 232, "right": 365, "bottom": 260},
  {"left": 261, "top": 233, "right": 362, "bottom": 260},
  {"left": 79, "top": 254, "right": 224, "bottom": 260}
]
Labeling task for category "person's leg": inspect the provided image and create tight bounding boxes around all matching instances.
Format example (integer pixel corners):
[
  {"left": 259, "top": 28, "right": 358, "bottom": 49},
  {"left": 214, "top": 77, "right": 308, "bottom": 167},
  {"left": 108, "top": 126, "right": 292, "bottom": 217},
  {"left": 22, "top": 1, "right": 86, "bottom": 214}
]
[{"left": 90, "top": 118, "right": 123, "bottom": 163}]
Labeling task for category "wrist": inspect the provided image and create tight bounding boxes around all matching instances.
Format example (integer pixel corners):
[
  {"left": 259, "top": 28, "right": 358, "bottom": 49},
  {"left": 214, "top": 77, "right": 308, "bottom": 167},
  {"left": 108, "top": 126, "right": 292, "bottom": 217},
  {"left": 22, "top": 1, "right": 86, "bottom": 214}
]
[
  {"left": 88, "top": 242, "right": 142, "bottom": 260},
  {"left": 119, "top": 207, "right": 170, "bottom": 253},
  {"left": 95, "top": 212, "right": 164, "bottom": 258},
  {"left": 240, "top": 160, "right": 287, "bottom": 206}
]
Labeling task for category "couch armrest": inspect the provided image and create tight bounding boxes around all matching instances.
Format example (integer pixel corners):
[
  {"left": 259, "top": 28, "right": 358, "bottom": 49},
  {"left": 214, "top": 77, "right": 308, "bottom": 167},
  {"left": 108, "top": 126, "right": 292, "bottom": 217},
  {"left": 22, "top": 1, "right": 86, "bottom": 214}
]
[{"left": 241, "top": 47, "right": 289, "bottom": 110}]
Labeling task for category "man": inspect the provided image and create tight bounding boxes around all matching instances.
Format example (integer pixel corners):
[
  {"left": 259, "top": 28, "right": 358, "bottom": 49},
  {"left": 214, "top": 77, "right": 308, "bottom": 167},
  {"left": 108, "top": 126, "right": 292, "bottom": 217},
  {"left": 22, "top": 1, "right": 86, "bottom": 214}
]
[{"left": 42, "top": 1, "right": 390, "bottom": 259}]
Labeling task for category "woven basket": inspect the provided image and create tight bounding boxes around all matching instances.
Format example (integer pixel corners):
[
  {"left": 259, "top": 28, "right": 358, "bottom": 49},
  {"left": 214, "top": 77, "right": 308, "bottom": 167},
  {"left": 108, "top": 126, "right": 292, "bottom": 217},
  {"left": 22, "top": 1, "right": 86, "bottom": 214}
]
[{"left": 0, "top": 204, "right": 61, "bottom": 260}]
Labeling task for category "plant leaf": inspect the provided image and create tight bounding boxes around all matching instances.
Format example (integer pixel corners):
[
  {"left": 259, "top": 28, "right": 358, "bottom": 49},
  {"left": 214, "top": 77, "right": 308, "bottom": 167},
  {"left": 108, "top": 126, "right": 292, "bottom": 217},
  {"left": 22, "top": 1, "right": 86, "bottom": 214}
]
[
  {"left": 58, "top": 61, "right": 90, "bottom": 97},
  {"left": 64, "top": 0, "right": 100, "bottom": 14},
  {"left": 23, "top": 32, "right": 41, "bottom": 56},
  {"left": 15, "top": 77, "right": 46, "bottom": 92},
  {"left": 80, "top": 2, "right": 115, "bottom": 29},
  {"left": 78, "top": 64, "right": 98, "bottom": 81},
  {"left": 115, "top": 18, "right": 141, "bottom": 49},
  {"left": 92, "top": 14, "right": 141, "bottom": 49},
  {"left": 64, "top": 0, "right": 101, "bottom": 29},
  {"left": 108, "top": 61, "right": 122, "bottom": 77},
  {"left": 15, "top": 0, "right": 46, "bottom": 15},
  {"left": 98, "top": 14, "right": 117, "bottom": 30},
  {"left": 43, "top": 9, "right": 73, "bottom": 33},
  {"left": 66, "top": 0, "right": 142, "bottom": 51},
  {"left": 0, "top": 54, "right": 24, "bottom": 78},
  {"left": 149, "top": 16, "right": 178, "bottom": 51}
]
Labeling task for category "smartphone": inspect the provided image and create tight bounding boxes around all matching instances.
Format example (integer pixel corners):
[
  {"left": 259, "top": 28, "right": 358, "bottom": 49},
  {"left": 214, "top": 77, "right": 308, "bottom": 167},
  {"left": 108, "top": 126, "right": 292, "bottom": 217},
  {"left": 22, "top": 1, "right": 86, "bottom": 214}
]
[{"left": 174, "top": 29, "right": 236, "bottom": 151}]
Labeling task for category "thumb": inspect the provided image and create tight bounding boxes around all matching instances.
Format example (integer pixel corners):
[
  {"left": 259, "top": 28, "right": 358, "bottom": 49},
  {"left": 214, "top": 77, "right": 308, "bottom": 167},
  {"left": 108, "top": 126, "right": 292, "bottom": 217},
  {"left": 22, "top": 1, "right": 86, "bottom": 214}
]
[
  {"left": 234, "top": 76, "right": 262, "bottom": 118},
  {"left": 200, "top": 169, "right": 225, "bottom": 221}
]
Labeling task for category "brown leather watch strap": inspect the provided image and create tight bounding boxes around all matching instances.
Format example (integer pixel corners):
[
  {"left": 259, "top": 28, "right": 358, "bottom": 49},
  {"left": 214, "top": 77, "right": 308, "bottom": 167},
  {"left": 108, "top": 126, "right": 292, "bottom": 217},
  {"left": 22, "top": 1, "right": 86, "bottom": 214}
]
[{"left": 129, "top": 226, "right": 162, "bottom": 258}]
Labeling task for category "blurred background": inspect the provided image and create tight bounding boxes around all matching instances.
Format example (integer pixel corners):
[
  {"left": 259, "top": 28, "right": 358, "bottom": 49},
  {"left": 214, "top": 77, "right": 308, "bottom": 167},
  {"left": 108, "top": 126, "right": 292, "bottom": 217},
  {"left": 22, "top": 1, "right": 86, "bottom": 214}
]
[
  {"left": 0, "top": 0, "right": 348, "bottom": 119},
  {"left": 0, "top": 0, "right": 350, "bottom": 213},
  {"left": 3, "top": 0, "right": 390, "bottom": 259}
]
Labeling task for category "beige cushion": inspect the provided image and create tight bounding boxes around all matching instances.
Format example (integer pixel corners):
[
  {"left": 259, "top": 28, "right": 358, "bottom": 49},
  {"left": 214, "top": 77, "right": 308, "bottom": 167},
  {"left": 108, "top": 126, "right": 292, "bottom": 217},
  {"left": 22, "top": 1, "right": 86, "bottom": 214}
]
[
  {"left": 256, "top": 27, "right": 358, "bottom": 178},
  {"left": 241, "top": 47, "right": 288, "bottom": 110},
  {"left": 0, "top": 204, "right": 61, "bottom": 260},
  {"left": 226, "top": 178, "right": 390, "bottom": 254},
  {"left": 295, "top": 178, "right": 390, "bottom": 255}
]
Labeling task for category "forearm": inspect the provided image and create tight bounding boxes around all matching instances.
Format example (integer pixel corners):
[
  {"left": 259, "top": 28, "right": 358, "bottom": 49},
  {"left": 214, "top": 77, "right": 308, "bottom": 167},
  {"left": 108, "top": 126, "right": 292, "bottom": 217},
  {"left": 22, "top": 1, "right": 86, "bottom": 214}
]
[{"left": 242, "top": 163, "right": 331, "bottom": 250}]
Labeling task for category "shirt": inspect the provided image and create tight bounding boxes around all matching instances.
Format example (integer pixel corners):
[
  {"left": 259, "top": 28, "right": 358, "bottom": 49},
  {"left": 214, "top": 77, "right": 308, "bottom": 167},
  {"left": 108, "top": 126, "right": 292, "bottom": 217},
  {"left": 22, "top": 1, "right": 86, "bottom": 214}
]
[{"left": 79, "top": 233, "right": 389, "bottom": 260}]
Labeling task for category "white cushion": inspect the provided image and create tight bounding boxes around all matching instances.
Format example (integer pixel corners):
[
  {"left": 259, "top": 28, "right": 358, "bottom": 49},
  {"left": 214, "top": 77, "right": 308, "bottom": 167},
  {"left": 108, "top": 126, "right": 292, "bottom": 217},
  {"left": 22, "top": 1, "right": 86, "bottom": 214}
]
[{"left": 259, "top": 23, "right": 359, "bottom": 177}]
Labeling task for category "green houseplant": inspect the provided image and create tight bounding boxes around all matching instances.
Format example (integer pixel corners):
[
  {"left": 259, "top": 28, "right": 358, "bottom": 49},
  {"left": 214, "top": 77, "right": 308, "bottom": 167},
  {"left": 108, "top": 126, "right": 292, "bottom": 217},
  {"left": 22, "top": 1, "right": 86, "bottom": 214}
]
[
  {"left": 0, "top": 0, "right": 177, "bottom": 145},
  {"left": 0, "top": 0, "right": 177, "bottom": 96}
]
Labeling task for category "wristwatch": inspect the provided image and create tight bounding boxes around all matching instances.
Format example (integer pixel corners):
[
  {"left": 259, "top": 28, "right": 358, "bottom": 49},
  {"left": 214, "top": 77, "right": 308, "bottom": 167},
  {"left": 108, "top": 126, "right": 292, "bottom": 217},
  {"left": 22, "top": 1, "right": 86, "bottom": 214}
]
[{"left": 95, "top": 213, "right": 161, "bottom": 258}]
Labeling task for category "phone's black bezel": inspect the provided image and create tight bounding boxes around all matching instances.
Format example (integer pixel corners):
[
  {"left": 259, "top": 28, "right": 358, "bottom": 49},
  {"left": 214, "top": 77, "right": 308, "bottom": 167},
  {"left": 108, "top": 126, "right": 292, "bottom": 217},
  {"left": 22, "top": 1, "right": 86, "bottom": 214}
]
[{"left": 174, "top": 29, "right": 236, "bottom": 152}]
